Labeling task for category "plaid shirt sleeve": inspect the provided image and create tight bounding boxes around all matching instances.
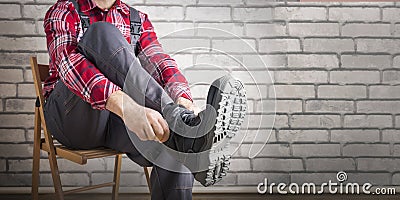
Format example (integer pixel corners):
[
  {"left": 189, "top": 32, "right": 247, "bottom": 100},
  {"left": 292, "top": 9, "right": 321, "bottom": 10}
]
[
  {"left": 44, "top": 2, "right": 121, "bottom": 110},
  {"left": 137, "top": 12, "right": 193, "bottom": 102}
]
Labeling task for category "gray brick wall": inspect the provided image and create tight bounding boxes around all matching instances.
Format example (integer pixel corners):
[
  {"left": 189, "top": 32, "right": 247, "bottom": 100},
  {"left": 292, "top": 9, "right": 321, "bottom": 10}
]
[{"left": 0, "top": 0, "right": 400, "bottom": 189}]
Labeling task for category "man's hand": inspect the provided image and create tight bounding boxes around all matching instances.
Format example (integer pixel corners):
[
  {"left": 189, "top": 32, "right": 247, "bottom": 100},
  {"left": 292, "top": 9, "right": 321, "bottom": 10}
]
[
  {"left": 106, "top": 90, "right": 169, "bottom": 142},
  {"left": 176, "top": 97, "right": 201, "bottom": 115}
]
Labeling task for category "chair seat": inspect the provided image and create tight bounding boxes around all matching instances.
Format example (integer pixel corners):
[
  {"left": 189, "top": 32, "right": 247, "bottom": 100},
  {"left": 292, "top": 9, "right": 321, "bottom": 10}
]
[{"left": 40, "top": 138, "right": 122, "bottom": 165}]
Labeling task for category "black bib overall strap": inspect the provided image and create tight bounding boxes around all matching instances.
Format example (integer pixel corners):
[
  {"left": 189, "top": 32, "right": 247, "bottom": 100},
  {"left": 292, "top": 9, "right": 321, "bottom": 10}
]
[{"left": 69, "top": 0, "right": 142, "bottom": 47}]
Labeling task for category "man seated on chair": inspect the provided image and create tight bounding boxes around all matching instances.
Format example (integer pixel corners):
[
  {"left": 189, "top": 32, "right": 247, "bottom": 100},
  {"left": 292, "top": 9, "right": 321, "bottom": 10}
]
[{"left": 43, "top": 0, "right": 247, "bottom": 199}]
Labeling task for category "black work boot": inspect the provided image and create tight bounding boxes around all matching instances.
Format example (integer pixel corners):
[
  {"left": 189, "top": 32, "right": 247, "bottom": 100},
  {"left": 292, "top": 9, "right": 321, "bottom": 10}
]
[{"left": 162, "top": 75, "right": 247, "bottom": 187}]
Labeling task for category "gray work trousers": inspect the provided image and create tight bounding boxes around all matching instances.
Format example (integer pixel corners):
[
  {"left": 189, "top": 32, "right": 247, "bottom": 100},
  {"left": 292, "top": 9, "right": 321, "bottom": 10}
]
[{"left": 43, "top": 22, "right": 194, "bottom": 200}]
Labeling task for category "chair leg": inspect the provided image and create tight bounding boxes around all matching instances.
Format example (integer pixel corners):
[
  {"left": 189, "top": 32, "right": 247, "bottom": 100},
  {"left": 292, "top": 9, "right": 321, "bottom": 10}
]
[
  {"left": 48, "top": 153, "right": 64, "bottom": 200},
  {"left": 32, "top": 109, "right": 41, "bottom": 200},
  {"left": 144, "top": 167, "right": 151, "bottom": 194},
  {"left": 112, "top": 154, "right": 122, "bottom": 200},
  {"left": 31, "top": 135, "right": 40, "bottom": 200}
]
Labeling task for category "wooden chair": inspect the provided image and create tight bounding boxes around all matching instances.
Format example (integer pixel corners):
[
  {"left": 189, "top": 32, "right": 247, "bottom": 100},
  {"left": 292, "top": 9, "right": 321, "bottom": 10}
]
[{"left": 30, "top": 56, "right": 152, "bottom": 200}]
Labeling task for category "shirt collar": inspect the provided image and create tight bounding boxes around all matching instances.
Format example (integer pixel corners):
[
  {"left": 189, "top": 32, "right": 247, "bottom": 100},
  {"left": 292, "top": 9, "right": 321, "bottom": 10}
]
[{"left": 79, "top": 0, "right": 128, "bottom": 14}]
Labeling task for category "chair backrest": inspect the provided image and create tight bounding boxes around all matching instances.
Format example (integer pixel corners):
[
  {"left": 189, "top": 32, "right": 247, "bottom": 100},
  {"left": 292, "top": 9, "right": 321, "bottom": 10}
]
[{"left": 30, "top": 56, "right": 56, "bottom": 152}]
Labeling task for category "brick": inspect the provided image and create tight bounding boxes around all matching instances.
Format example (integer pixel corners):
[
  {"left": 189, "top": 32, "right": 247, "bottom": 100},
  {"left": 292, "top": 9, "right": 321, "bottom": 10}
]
[
  {"left": 304, "top": 38, "right": 354, "bottom": 52},
  {"left": 270, "top": 85, "right": 315, "bottom": 98},
  {"left": 134, "top": 6, "right": 183, "bottom": 20},
  {"left": 147, "top": 0, "right": 195, "bottom": 5},
  {"left": 92, "top": 173, "right": 145, "bottom": 186},
  {"left": 0, "top": 69, "right": 23, "bottom": 83},
  {"left": 252, "top": 158, "right": 303, "bottom": 171},
  {"left": 329, "top": 7, "right": 380, "bottom": 22},
  {"left": 358, "top": 158, "right": 400, "bottom": 171},
  {"left": 197, "top": 23, "right": 244, "bottom": 37},
  {"left": 194, "top": 54, "right": 243, "bottom": 69},
  {"left": 0, "top": 84, "right": 16, "bottom": 98},
  {"left": 186, "top": 7, "right": 230, "bottom": 21},
  {"left": 0, "top": 37, "right": 47, "bottom": 51},
  {"left": 0, "top": 21, "right": 36, "bottom": 35},
  {"left": 0, "top": 129, "right": 25, "bottom": 143},
  {"left": 242, "top": 54, "right": 286, "bottom": 69},
  {"left": 241, "top": 84, "right": 268, "bottom": 99},
  {"left": 343, "top": 144, "right": 390, "bottom": 157},
  {"left": 291, "top": 115, "right": 341, "bottom": 128},
  {"left": 212, "top": 39, "right": 256, "bottom": 53},
  {"left": 357, "top": 39, "right": 400, "bottom": 53},
  {"left": 8, "top": 159, "right": 50, "bottom": 172},
  {"left": 392, "top": 173, "right": 400, "bottom": 185},
  {"left": 230, "top": 158, "right": 251, "bottom": 171},
  {"left": 383, "top": 70, "right": 400, "bottom": 84},
  {"left": 0, "top": 174, "right": 31, "bottom": 186},
  {"left": 318, "top": 85, "right": 366, "bottom": 99},
  {"left": 0, "top": 114, "right": 34, "bottom": 128},
  {"left": 358, "top": 101, "right": 400, "bottom": 114},
  {"left": 345, "top": 173, "right": 390, "bottom": 185},
  {"left": 383, "top": 8, "right": 400, "bottom": 21},
  {"left": 237, "top": 143, "right": 290, "bottom": 157},
  {"left": 23, "top": 5, "right": 51, "bottom": 19},
  {"left": 395, "top": 56, "right": 400, "bottom": 67},
  {"left": 0, "top": 144, "right": 32, "bottom": 157},
  {"left": 330, "top": 71, "right": 380, "bottom": 84},
  {"left": 17, "top": 83, "right": 36, "bottom": 98},
  {"left": 370, "top": 86, "right": 400, "bottom": 99},
  {"left": 292, "top": 144, "right": 340, "bottom": 157},
  {"left": 305, "top": 100, "right": 353, "bottom": 113},
  {"left": 231, "top": 129, "right": 277, "bottom": 144},
  {"left": 274, "top": 70, "right": 328, "bottom": 83},
  {"left": 37, "top": 20, "right": 45, "bottom": 35},
  {"left": 344, "top": 115, "right": 392, "bottom": 128},
  {"left": 243, "top": 114, "right": 287, "bottom": 129},
  {"left": 233, "top": 8, "right": 272, "bottom": 21},
  {"left": 274, "top": 7, "right": 326, "bottom": 21},
  {"left": 306, "top": 158, "right": 355, "bottom": 171},
  {"left": 331, "top": 129, "right": 379, "bottom": 142},
  {"left": 288, "top": 54, "right": 338, "bottom": 69},
  {"left": 245, "top": 23, "right": 286, "bottom": 37},
  {"left": 237, "top": 173, "right": 290, "bottom": 185},
  {"left": 198, "top": 0, "right": 242, "bottom": 5},
  {"left": 395, "top": 24, "right": 400, "bottom": 36},
  {"left": 57, "top": 158, "right": 106, "bottom": 172},
  {"left": 291, "top": 173, "right": 338, "bottom": 185},
  {"left": 5, "top": 99, "right": 35, "bottom": 112},
  {"left": 392, "top": 144, "right": 400, "bottom": 155},
  {"left": 278, "top": 130, "right": 328, "bottom": 143},
  {"left": 246, "top": 0, "right": 283, "bottom": 5},
  {"left": 256, "top": 99, "right": 302, "bottom": 113},
  {"left": 259, "top": 39, "right": 300, "bottom": 53},
  {"left": 0, "top": 159, "right": 5, "bottom": 171},
  {"left": 159, "top": 38, "right": 209, "bottom": 53},
  {"left": 382, "top": 129, "right": 400, "bottom": 142},
  {"left": 152, "top": 22, "right": 194, "bottom": 38},
  {"left": 397, "top": 116, "right": 400, "bottom": 128},
  {"left": 341, "top": 55, "right": 391, "bottom": 69},
  {"left": 342, "top": 23, "right": 391, "bottom": 37},
  {"left": 60, "top": 173, "right": 90, "bottom": 186},
  {"left": 231, "top": 70, "right": 273, "bottom": 85},
  {"left": 289, "top": 23, "right": 339, "bottom": 37},
  {"left": 184, "top": 69, "right": 229, "bottom": 83},
  {"left": 0, "top": 53, "right": 31, "bottom": 67},
  {"left": 0, "top": 4, "right": 21, "bottom": 19}
]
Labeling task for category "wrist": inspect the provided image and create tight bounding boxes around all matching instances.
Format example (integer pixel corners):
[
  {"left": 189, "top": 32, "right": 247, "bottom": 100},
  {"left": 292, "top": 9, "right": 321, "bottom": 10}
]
[{"left": 106, "top": 90, "right": 125, "bottom": 118}]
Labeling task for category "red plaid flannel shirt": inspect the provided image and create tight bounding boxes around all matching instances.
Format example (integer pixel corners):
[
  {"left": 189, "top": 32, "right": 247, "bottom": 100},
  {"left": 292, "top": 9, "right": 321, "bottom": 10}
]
[{"left": 43, "top": 0, "right": 192, "bottom": 110}]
